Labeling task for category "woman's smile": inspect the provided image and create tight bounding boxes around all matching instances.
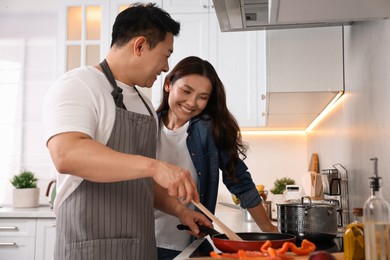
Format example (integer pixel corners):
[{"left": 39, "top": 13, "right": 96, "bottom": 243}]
[{"left": 180, "top": 105, "right": 194, "bottom": 114}]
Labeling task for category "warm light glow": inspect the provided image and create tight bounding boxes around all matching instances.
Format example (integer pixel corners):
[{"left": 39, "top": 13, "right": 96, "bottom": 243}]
[
  {"left": 305, "top": 91, "right": 344, "bottom": 132},
  {"left": 241, "top": 130, "right": 306, "bottom": 135},
  {"left": 241, "top": 91, "right": 345, "bottom": 135},
  {"left": 86, "top": 6, "right": 101, "bottom": 40},
  {"left": 67, "top": 6, "right": 82, "bottom": 41}
]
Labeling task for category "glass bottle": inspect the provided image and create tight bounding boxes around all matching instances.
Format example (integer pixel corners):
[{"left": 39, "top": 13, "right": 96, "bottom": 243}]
[
  {"left": 363, "top": 158, "right": 390, "bottom": 260},
  {"left": 344, "top": 207, "right": 365, "bottom": 260}
]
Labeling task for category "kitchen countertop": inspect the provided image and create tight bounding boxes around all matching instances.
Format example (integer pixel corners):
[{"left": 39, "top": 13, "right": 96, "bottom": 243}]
[
  {"left": 174, "top": 202, "right": 344, "bottom": 259},
  {"left": 0, "top": 204, "right": 55, "bottom": 218}
]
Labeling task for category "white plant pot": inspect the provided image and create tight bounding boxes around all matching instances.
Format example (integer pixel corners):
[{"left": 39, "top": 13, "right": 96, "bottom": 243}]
[{"left": 13, "top": 188, "right": 40, "bottom": 208}]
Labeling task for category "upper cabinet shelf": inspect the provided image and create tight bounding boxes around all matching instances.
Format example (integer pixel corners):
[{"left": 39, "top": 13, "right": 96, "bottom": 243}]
[
  {"left": 213, "top": 0, "right": 390, "bottom": 32},
  {"left": 269, "top": 0, "right": 390, "bottom": 25},
  {"left": 264, "top": 26, "right": 344, "bottom": 130}
]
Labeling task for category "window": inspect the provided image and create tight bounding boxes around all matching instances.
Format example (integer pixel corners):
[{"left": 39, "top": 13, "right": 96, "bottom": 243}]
[{"left": 0, "top": 40, "right": 24, "bottom": 203}]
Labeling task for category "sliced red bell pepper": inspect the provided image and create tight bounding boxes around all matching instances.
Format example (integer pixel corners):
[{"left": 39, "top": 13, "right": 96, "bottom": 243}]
[{"left": 289, "top": 239, "right": 316, "bottom": 255}]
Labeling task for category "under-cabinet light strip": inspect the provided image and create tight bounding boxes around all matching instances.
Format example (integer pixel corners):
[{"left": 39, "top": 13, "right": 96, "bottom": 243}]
[
  {"left": 241, "top": 130, "right": 306, "bottom": 135},
  {"left": 241, "top": 91, "right": 344, "bottom": 135},
  {"left": 305, "top": 91, "right": 344, "bottom": 132}
]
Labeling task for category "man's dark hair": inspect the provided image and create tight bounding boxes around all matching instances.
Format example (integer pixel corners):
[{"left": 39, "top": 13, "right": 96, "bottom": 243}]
[{"left": 110, "top": 2, "right": 180, "bottom": 48}]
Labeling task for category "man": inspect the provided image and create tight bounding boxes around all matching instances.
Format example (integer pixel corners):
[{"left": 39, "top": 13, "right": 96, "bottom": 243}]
[{"left": 43, "top": 3, "right": 210, "bottom": 259}]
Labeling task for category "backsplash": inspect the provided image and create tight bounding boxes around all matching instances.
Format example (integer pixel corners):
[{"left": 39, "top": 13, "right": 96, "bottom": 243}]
[{"left": 307, "top": 20, "right": 390, "bottom": 210}]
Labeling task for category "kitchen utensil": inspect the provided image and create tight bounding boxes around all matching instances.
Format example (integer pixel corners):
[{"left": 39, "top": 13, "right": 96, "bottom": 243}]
[
  {"left": 191, "top": 200, "right": 243, "bottom": 241},
  {"left": 321, "top": 169, "right": 341, "bottom": 195},
  {"left": 177, "top": 224, "right": 296, "bottom": 253},
  {"left": 263, "top": 201, "right": 272, "bottom": 220},
  {"left": 308, "top": 153, "right": 319, "bottom": 173},
  {"left": 283, "top": 185, "right": 305, "bottom": 202},
  {"left": 277, "top": 196, "right": 338, "bottom": 242},
  {"left": 45, "top": 179, "right": 56, "bottom": 209},
  {"left": 308, "top": 153, "right": 323, "bottom": 198}
]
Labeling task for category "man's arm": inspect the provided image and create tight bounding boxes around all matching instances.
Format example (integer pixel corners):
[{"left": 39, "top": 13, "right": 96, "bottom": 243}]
[{"left": 47, "top": 131, "right": 199, "bottom": 204}]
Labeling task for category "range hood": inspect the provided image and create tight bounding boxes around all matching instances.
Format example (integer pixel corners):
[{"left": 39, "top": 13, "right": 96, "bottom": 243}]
[{"left": 213, "top": 0, "right": 390, "bottom": 32}]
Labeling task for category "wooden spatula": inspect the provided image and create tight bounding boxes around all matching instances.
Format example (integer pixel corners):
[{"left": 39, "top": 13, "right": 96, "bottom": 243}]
[{"left": 191, "top": 199, "right": 243, "bottom": 241}]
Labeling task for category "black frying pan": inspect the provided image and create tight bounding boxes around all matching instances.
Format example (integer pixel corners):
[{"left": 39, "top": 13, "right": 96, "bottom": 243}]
[{"left": 177, "top": 224, "right": 296, "bottom": 253}]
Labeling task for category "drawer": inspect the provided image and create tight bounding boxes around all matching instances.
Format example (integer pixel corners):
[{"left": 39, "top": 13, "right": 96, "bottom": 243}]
[
  {"left": 0, "top": 219, "right": 36, "bottom": 237},
  {"left": 0, "top": 236, "right": 36, "bottom": 260}
]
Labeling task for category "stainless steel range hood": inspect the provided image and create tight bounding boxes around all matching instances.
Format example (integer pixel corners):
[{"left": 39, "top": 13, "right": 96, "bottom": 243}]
[{"left": 213, "top": 0, "right": 390, "bottom": 32}]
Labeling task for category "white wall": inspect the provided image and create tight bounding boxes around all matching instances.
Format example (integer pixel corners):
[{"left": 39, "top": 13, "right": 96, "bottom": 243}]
[
  {"left": 308, "top": 20, "right": 390, "bottom": 210},
  {"left": 217, "top": 133, "right": 308, "bottom": 203}
]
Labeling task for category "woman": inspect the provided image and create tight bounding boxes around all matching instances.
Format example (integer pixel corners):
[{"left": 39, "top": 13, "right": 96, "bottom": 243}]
[{"left": 154, "top": 56, "right": 278, "bottom": 260}]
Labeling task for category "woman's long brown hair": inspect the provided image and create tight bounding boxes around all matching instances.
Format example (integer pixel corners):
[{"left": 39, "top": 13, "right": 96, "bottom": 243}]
[{"left": 156, "top": 56, "right": 247, "bottom": 181}]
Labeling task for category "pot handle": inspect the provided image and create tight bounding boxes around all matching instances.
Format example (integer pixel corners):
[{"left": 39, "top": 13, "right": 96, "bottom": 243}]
[
  {"left": 337, "top": 208, "right": 343, "bottom": 227},
  {"left": 177, "top": 224, "right": 221, "bottom": 237},
  {"left": 301, "top": 196, "right": 313, "bottom": 206}
]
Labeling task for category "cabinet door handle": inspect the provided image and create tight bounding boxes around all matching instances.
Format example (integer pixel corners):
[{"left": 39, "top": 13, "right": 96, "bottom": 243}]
[
  {"left": 0, "top": 226, "right": 18, "bottom": 231},
  {"left": 0, "top": 242, "right": 17, "bottom": 247},
  {"left": 261, "top": 94, "right": 266, "bottom": 100}
]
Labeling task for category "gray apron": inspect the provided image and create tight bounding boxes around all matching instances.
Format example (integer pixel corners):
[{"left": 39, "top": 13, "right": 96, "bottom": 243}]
[{"left": 54, "top": 60, "right": 157, "bottom": 260}]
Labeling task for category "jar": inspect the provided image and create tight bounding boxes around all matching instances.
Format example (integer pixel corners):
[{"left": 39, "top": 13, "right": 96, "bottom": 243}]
[{"left": 344, "top": 207, "right": 365, "bottom": 260}]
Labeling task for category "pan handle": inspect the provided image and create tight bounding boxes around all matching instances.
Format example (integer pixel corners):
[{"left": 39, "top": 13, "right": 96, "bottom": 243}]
[{"left": 176, "top": 224, "right": 221, "bottom": 237}]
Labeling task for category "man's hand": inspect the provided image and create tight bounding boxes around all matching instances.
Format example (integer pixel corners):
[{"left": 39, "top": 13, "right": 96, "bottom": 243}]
[
  {"left": 152, "top": 161, "right": 200, "bottom": 204},
  {"left": 177, "top": 207, "right": 213, "bottom": 238}
]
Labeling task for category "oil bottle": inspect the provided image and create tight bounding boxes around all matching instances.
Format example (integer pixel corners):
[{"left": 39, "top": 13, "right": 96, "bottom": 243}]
[
  {"left": 344, "top": 207, "right": 365, "bottom": 260},
  {"left": 363, "top": 157, "right": 390, "bottom": 260}
]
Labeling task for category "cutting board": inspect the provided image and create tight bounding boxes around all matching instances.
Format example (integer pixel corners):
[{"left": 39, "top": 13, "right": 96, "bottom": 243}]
[
  {"left": 308, "top": 153, "right": 319, "bottom": 172},
  {"left": 190, "top": 252, "right": 344, "bottom": 259},
  {"left": 308, "top": 153, "right": 323, "bottom": 198}
]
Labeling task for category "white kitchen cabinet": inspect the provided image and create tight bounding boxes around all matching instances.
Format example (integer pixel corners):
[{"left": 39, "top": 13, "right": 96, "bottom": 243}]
[
  {"left": 209, "top": 16, "right": 265, "bottom": 127},
  {"left": 0, "top": 215, "right": 56, "bottom": 260},
  {"left": 162, "top": 0, "right": 214, "bottom": 13},
  {"left": 35, "top": 219, "right": 56, "bottom": 260},
  {"left": 0, "top": 219, "right": 36, "bottom": 260},
  {"left": 265, "top": 26, "right": 344, "bottom": 129},
  {"left": 266, "top": 26, "right": 344, "bottom": 93}
]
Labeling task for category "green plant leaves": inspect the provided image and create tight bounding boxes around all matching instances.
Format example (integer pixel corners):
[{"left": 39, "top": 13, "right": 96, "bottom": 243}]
[
  {"left": 10, "top": 170, "right": 38, "bottom": 189},
  {"left": 270, "top": 177, "right": 295, "bottom": 194}
]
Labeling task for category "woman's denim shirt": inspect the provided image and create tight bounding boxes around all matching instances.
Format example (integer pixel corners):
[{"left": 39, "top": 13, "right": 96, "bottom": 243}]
[{"left": 185, "top": 116, "right": 262, "bottom": 214}]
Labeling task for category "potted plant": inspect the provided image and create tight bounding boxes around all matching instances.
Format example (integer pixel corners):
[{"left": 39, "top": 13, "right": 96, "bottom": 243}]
[
  {"left": 10, "top": 170, "right": 40, "bottom": 208},
  {"left": 270, "top": 177, "right": 296, "bottom": 195},
  {"left": 269, "top": 177, "right": 296, "bottom": 219}
]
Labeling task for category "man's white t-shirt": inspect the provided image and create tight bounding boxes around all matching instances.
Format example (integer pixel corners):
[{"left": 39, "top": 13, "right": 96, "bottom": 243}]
[
  {"left": 43, "top": 66, "right": 157, "bottom": 213},
  {"left": 155, "top": 121, "right": 199, "bottom": 251}
]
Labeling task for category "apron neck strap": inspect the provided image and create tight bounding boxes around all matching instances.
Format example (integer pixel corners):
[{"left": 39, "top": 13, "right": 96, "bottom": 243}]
[
  {"left": 99, "top": 59, "right": 155, "bottom": 118},
  {"left": 100, "top": 59, "right": 127, "bottom": 110}
]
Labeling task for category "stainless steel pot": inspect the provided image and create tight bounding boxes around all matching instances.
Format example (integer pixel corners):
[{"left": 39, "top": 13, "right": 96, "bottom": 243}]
[{"left": 277, "top": 196, "right": 338, "bottom": 242}]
